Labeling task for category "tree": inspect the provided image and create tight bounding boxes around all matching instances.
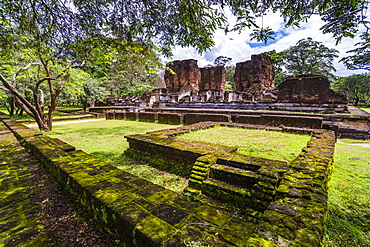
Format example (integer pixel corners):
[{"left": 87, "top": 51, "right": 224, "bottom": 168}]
[
  {"left": 213, "top": 56, "right": 236, "bottom": 91},
  {"left": 341, "top": 32, "right": 370, "bottom": 71},
  {"left": 0, "top": 43, "right": 88, "bottom": 130},
  {"left": 101, "top": 43, "right": 163, "bottom": 97},
  {"left": 1, "top": 0, "right": 369, "bottom": 130},
  {"left": 332, "top": 73, "right": 370, "bottom": 106},
  {"left": 263, "top": 50, "right": 288, "bottom": 86},
  {"left": 277, "top": 38, "right": 339, "bottom": 79},
  {"left": 214, "top": 56, "right": 232, "bottom": 67},
  {"left": 79, "top": 78, "right": 109, "bottom": 112}
]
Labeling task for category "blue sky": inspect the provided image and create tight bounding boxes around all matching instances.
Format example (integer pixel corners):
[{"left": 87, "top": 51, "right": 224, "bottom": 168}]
[{"left": 170, "top": 10, "right": 368, "bottom": 77}]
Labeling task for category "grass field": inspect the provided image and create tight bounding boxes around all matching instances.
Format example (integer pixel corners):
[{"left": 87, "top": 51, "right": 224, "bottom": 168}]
[
  {"left": 47, "top": 120, "right": 187, "bottom": 192},
  {"left": 45, "top": 120, "right": 370, "bottom": 246},
  {"left": 180, "top": 127, "right": 311, "bottom": 162},
  {"left": 0, "top": 106, "right": 86, "bottom": 121},
  {"left": 360, "top": 107, "right": 370, "bottom": 113}
]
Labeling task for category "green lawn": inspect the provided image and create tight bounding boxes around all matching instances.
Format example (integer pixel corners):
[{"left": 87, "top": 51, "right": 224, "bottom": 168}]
[
  {"left": 47, "top": 120, "right": 187, "bottom": 192},
  {"left": 180, "top": 127, "right": 311, "bottom": 162},
  {"left": 360, "top": 107, "right": 370, "bottom": 113},
  {"left": 45, "top": 120, "right": 370, "bottom": 246},
  {"left": 0, "top": 106, "right": 86, "bottom": 121}
]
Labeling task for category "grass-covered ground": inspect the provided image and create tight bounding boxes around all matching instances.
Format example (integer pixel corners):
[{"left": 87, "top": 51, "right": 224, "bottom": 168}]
[
  {"left": 180, "top": 127, "right": 311, "bottom": 162},
  {"left": 0, "top": 106, "right": 86, "bottom": 121},
  {"left": 47, "top": 120, "right": 187, "bottom": 192},
  {"left": 360, "top": 107, "right": 370, "bottom": 113},
  {"left": 45, "top": 120, "right": 370, "bottom": 246}
]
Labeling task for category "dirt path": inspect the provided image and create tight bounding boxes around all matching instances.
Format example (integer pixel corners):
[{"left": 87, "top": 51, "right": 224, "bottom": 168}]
[
  {"left": 337, "top": 140, "right": 370, "bottom": 148},
  {"left": 0, "top": 120, "right": 116, "bottom": 246},
  {"left": 26, "top": 118, "right": 106, "bottom": 128}
]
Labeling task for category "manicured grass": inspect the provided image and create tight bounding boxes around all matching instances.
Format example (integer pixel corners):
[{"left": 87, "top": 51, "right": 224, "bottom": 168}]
[
  {"left": 47, "top": 120, "right": 187, "bottom": 192},
  {"left": 0, "top": 106, "right": 85, "bottom": 121},
  {"left": 339, "top": 138, "right": 370, "bottom": 144},
  {"left": 322, "top": 143, "right": 370, "bottom": 247},
  {"left": 46, "top": 120, "right": 370, "bottom": 246},
  {"left": 360, "top": 107, "right": 370, "bottom": 113},
  {"left": 180, "top": 127, "right": 311, "bottom": 162}
]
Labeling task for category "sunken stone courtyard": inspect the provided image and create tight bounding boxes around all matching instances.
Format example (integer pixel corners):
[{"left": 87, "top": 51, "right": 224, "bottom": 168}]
[{"left": 1, "top": 54, "right": 369, "bottom": 246}]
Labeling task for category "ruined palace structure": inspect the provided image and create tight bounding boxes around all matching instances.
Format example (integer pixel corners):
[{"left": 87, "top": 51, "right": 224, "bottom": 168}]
[
  {"left": 114, "top": 53, "right": 348, "bottom": 106},
  {"left": 199, "top": 66, "right": 226, "bottom": 91},
  {"left": 164, "top": 59, "right": 200, "bottom": 92},
  {"left": 277, "top": 74, "right": 348, "bottom": 104},
  {"left": 234, "top": 53, "right": 275, "bottom": 92}
]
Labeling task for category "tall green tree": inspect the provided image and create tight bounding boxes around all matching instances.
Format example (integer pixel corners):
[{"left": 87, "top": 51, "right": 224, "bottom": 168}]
[
  {"left": 341, "top": 32, "right": 370, "bottom": 71},
  {"left": 101, "top": 42, "right": 163, "bottom": 97},
  {"left": 332, "top": 73, "right": 370, "bottom": 106},
  {"left": 213, "top": 56, "right": 236, "bottom": 90},
  {"left": 0, "top": 0, "right": 369, "bottom": 130},
  {"left": 270, "top": 38, "right": 339, "bottom": 80}
]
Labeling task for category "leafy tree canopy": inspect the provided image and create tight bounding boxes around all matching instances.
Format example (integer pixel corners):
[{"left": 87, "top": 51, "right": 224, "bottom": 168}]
[
  {"left": 341, "top": 32, "right": 370, "bottom": 71},
  {"left": 332, "top": 73, "right": 370, "bottom": 106},
  {"left": 0, "top": 0, "right": 368, "bottom": 55},
  {"left": 265, "top": 38, "right": 339, "bottom": 81}
]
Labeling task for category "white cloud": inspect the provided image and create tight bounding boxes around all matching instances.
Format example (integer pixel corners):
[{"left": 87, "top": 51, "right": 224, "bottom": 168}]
[{"left": 170, "top": 12, "right": 368, "bottom": 77}]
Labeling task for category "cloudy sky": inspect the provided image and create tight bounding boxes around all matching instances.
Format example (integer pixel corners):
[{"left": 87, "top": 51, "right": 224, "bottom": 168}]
[{"left": 170, "top": 9, "right": 368, "bottom": 77}]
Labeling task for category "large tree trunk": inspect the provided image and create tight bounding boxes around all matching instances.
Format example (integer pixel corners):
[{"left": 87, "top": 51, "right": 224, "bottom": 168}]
[
  {"left": 9, "top": 96, "right": 15, "bottom": 116},
  {"left": 47, "top": 94, "right": 57, "bottom": 131}
]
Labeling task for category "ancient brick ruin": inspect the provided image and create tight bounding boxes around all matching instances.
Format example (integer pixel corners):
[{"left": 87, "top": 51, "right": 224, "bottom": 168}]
[
  {"left": 234, "top": 53, "right": 275, "bottom": 92},
  {"left": 199, "top": 66, "right": 226, "bottom": 91},
  {"left": 277, "top": 74, "right": 348, "bottom": 104},
  {"left": 164, "top": 59, "right": 200, "bottom": 93}
]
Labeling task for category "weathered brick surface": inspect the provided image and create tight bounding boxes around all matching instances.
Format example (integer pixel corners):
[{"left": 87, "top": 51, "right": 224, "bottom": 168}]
[
  {"left": 199, "top": 66, "right": 226, "bottom": 91},
  {"left": 277, "top": 74, "right": 348, "bottom": 104},
  {"left": 138, "top": 112, "right": 157, "bottom": 122},
  {"left": 0, "top": 121, "right": 49, "bottom": 246},
  {"left": 183, "top": 113, "right": 231, "bottom": 125},
  {"left": 157, "top": 113, "right": 184, "bottom": 125},
  {"left": 4, "top": 120, "right": 254, "bottom": 246},
  {"left": 234, "top": 54, "right": 275, "bottom": 92},
  {"left": 3, "top": 115, "right": 336, "bottom": 247},
  {"left": 126, "top": 122, "right": 336, "bottom": 246},
  {"left": 164, "top": 59, "right": 200, "bottom": 93}
]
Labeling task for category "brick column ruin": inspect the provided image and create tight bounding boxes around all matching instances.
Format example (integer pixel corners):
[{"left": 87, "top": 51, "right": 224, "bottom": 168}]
[{"left": 234, "top": 54, "right": 275, "bottom": 92}]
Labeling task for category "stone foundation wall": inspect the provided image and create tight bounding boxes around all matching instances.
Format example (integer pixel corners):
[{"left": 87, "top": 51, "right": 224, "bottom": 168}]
[
  {"left": 199, "top": 66, "right": 226, "bottom": 91},
  {"left": 125, "top": 122, "right": 336, "bottom": 246},
  {"left": 2, "top": 118, "right": 249, "bottom": 246},
  {"left": 2, "top": 115, "right": 336, "bottom": 246},
  {"left": 106, "top": 110, "right": 324, "bottom": 130},
  {"left": 277, "top": 75, "right": 348, "bottom": 104}
]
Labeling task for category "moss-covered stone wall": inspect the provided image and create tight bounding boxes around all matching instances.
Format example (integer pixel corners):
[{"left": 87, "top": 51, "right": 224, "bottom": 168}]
[
  {"left": 2, "top": 115, "right": 336, "bottom": 246},
  {"left": 125, "top": 122, "right": 336, "bottom": 246},
  {"left": 2, "top": 118, "right": 260, "bottom": 246},
  {"left": 107, "top": 111, "right": 324, "bottom": 130}
]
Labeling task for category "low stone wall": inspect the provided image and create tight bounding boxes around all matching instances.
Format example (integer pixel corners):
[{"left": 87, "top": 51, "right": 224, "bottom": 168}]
[
  {"left": 234, "top": 114, "right": 323, "bottom": 129},
  {"left": 2, "top": 115, "right": 336, "bottom": 246},
  {"left": 2, "top": 118, "right": 259, "bottom": 246},
  {"left": 106, "top": 110, "right": 324, "bottom": 130},
  {"left": 125, "top": 122, "right": 336, "bottom": 246},
  {"left": 183, "top": 113, "right": 231, "bottom": 125}
]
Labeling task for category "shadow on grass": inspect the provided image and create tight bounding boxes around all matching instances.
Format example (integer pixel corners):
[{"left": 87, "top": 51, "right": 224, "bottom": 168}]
[
  {"left": 323, "top": 203, "right": 370, "bottom": 247},
  {"left": 90, "top": 151, "right": 188, "bottom": 193}
]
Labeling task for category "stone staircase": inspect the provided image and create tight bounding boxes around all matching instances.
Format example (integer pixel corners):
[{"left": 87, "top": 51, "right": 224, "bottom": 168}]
[
  {"left": 201, "top": 162, "right": 258, "bottom": 209},
  {"left": 186, "top": 155, "right": 265, "bottom": 211},
  {"left": 186, "top": 154, "right": 289, "bottom": 216}
]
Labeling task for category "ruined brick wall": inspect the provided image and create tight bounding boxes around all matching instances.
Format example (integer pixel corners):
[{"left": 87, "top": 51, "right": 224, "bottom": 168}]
[
  {"left": 164, "top": 59, "right": 200, "bottom": 93},
  {"left": 234, "top": 54, "right": 275, "bottom": 92},
  {"left": 199, "top": 66, "right": 226, "bottom": 91},
  {"left": 277, "top": 74, "right": 348, "bottom": 104}
]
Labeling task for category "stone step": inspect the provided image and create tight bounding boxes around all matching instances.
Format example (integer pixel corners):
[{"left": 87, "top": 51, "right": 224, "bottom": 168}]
[
  {"left": 202, "top": 178, "right": 252, "bottom": 208},
  {"left": 209, "top": 164, "right": 256, "bottom": 188}
]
